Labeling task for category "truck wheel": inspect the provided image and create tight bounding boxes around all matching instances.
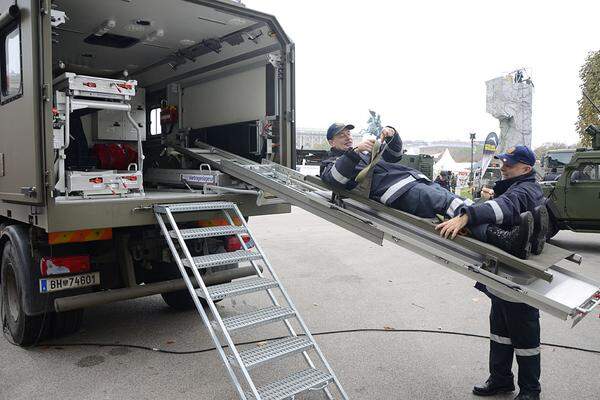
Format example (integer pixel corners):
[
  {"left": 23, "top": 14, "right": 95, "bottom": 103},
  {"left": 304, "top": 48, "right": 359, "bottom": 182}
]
[
  {"left": 161, "top": 290, "right": 201, "bottom": 311},
  {"left": 161, "top": 289, "right": 222, "bottom": 311},
  {"left": 1, "top": 241, "right": 46, "bottom": 346},
  {"left": 50, "top": 309, "right": 84, "bottom": 338}
]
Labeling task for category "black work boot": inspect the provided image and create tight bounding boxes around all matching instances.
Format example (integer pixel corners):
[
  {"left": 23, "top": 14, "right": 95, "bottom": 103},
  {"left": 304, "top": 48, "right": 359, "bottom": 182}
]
[
  {"left": 473, "top": 379, "right": 515, "bottom": 396},
  {"left": 485, "top": 212, "right": 534, "bottom": 259},
  {"left": 514, "top": 391, "right": 540, "bottom": 400},
  {"left": 530, "top": 205, "right": 549, "bottom": 255}
]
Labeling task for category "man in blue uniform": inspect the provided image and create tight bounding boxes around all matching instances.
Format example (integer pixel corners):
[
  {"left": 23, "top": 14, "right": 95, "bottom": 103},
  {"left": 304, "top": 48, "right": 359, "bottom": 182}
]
[
  {"left": 320, "top": 123, "right": 545, "bottom": 259},
  {"left": 437, "top": 146, "right": 546, "bottom": 400},
  {"left": 321, "top": 122, "right": 547, "bottom": 400}
]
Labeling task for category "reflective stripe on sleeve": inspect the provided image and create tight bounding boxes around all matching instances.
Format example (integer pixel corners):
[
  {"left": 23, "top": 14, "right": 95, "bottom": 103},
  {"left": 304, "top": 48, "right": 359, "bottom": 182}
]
[
  {"left": 330, "top": 165, "right": 350, "bottom": 184},
  {"left": 515, "top": 347, "right": 541, "bottom": 356},
  {"left": 446, "top": 198, "right": 464, "bottom": 218},
  {"left": 380, "top": 176, "right": 417, "bottom": 204},
  {"left": 486, "top": 200, "right": 504, "bottom": 224},
  {"left": 490, "top": 334, "right": 512, "bottom": 345},
  {"left": 417, "top": 173, "right": 430, "bottom": 181}
]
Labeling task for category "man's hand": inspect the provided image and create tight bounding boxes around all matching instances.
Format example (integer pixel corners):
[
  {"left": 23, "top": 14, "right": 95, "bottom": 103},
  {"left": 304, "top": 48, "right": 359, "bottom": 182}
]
[
  {"left": 435, "top": 214, "right": 469, "bottom": 239},
  {"left": 480, "top": 187, "right": 494, "bottom": 200},
  {"left": 380, "top": 127, "right": 396, "bottom": 142},
  {"left": 354, "top": 138, "right": 375, "bottom": 153}
]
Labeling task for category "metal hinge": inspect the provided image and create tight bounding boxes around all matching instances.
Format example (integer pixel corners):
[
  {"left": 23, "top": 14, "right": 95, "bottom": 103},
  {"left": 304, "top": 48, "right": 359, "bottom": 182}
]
[
  {"left": 285, "top": 110, "right": 295, "bottom": 123},
  {"left": 40, "top": 0, "right": 51, "bottom": 15},
  {"left": 43, "top": 170, "right": 50, "bottom": 189},
  {"left": 42, "top": 84, "right": 50, "bottom": 102}
]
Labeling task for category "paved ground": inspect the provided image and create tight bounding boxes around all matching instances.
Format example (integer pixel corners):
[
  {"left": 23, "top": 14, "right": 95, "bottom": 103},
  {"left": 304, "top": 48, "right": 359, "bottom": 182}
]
[{"left": 1, "top": 207, "right": 599, "bottom": 400}]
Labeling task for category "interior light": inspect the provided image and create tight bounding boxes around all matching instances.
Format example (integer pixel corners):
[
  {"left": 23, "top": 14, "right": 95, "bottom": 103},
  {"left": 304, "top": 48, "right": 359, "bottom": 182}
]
[
  {"left": 144, "top": 29, "right": 164, "bottom": 42},
  {"left": 94, "top": 18, "right": 117, "bottom": 36},
  {"left": 179, "top": 39, "right": 196, "bottom": 47},
  {"left": 228, "top": 17, "right": 246, "bottom": 26}
]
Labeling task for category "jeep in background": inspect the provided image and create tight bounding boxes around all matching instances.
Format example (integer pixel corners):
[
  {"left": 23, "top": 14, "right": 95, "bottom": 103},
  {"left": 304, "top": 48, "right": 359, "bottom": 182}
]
[{"left": 542, "top": 125, "right": 600, "bottom": 238}]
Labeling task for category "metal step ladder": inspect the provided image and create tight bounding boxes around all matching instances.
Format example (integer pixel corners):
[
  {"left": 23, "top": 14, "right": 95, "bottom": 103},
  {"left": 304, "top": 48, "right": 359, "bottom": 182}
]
[{"left": 154, "top": 201, "right": 349, "bottom": 400}]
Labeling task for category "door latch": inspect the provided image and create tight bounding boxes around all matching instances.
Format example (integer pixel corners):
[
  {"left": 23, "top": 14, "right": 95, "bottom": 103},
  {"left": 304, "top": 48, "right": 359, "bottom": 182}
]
[{"left": 20, "top": 187, "right": 37, "bottom": 198}]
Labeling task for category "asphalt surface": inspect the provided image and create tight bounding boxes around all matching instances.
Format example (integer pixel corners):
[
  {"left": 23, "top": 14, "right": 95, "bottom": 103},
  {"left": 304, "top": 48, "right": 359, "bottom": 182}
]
[{"left": 1, "top": 207, "right": 599, "bottom": 400}]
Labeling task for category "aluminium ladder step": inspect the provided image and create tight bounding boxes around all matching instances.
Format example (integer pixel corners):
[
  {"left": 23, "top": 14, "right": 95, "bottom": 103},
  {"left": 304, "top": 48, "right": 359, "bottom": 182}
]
[
  {"left": 231, "top": 336, "right": 314, "bottom": 370},
  {"left": 182, "top": 250, "right": 262, "bottom": 269},
  {"left": 246, "top": 368, "right": 333, "bottom": 400},
  {"left": 219, "top": 305, "right": 295, "bottom": 332},
  {"left": 154, "top": 201, "right": 236, "bottom": 214},
  {"left": 170, "top": 225, "right": 247, "bottom": 240},
  {"left": 207, "top": 277, "right": 279, "bottom": 301}
]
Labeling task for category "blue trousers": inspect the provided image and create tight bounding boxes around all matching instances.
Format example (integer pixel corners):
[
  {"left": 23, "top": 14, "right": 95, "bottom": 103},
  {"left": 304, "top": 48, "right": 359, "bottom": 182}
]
[
  {"left": 489, "top": 295, "right": 541, "bottom": 394},
  {"left": 391, "top": 181, "right": 489, "bottom": 239}
]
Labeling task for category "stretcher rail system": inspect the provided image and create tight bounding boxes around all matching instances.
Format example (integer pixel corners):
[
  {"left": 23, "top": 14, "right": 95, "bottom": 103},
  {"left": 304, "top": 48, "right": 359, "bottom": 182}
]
[{"left": 173, "top": 141, "right": 600, "bottom": 327}]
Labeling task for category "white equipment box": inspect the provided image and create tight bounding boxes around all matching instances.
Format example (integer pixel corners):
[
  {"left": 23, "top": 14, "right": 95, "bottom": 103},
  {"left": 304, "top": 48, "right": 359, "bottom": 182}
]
[
  {"left": 67, "top": 170, "right": 143, "bottom": 198},
  {"left": 53, "top": 72, "right": 137, "bottom": 100},
  {"left": 93, "top": 88, "right": 146, "bottom": 141}
]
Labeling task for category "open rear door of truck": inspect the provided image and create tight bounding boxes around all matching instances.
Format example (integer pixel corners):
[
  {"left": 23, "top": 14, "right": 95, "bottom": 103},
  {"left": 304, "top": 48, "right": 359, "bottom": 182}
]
[{"left": 0, "top": 1, "right": 46, "bottom": 204}]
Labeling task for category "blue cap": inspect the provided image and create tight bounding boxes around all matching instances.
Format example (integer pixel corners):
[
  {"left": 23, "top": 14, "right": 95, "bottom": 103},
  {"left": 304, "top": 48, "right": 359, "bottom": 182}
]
[
  {"left": 495, "top": 145, "right": 536, "bottom": 166},
  {"left": 326, "top": 122, "right": 355, "bottom": 140}
]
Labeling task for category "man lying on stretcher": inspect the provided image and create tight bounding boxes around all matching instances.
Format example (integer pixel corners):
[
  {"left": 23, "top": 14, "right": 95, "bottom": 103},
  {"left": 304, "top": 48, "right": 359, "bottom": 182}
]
[{"left": 319, "top": 122, "right": 549, "bottom": 259}]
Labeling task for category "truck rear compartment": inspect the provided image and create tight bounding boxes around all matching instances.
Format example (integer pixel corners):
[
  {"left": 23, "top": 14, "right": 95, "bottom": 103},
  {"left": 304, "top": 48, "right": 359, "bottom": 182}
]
[{"left": 41, "top": 0, "right": 294, "bottom": 232}]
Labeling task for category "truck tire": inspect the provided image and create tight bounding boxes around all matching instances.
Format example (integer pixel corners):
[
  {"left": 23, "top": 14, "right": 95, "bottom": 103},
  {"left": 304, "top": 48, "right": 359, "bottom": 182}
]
[
  {"left": 161, "top": 289, "right": 201, "bottom": 311},
  {"left": 1, "top": 241, "right": 47, "bottom": 346},
  {"left": 50, "top": 309, "right": 84, "bottom": 338}
]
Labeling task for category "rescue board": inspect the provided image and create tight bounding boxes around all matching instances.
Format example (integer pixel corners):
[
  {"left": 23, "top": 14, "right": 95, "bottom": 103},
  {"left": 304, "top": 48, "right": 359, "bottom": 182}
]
[{"left": 171, "top": 141, "right": 600, "bottom": 326}]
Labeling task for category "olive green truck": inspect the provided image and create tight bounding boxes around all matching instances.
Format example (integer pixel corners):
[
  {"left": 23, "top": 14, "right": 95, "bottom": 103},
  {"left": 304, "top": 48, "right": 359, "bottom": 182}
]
[
  {"left": 541, "top": 126, "right": 600, "bottom": 238},
  {"left": 0, "top": 0, "right": 295, "bottom": 345}
]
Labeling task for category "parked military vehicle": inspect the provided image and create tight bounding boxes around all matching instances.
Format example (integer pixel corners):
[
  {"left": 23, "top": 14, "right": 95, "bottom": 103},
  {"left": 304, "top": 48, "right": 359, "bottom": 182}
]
[
  {"left": 296, "top": 149, "right": 434, "bottom": 179},
  {"left": 540, "top": 148, "right": 576, "bottom": 181},
  {"left": 0, "top": 0, "right": 294, "bottom": 344},
  {"left": 542, "top": 125, "right": 600, "bottom": 238}
]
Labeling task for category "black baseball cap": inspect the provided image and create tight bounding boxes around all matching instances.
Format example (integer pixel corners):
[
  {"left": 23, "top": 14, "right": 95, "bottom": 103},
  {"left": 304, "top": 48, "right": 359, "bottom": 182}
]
[
  {"left": 326, "top": 122, "right": 355, "bottom": 140},
  {"left": 495, "top": 145, "right": 536, "bottom": 166}
]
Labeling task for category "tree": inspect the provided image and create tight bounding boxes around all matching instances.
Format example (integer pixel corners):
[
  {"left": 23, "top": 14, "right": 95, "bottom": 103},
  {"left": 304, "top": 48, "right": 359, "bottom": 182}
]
[{"left": 577, "top": 50, "right": 600, "bottom": 146}]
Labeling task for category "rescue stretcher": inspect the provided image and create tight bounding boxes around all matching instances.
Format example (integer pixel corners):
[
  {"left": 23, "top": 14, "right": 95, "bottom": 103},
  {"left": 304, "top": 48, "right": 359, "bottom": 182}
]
[{"left": 171, "top": 141, "right": 600, "bottom": 327}]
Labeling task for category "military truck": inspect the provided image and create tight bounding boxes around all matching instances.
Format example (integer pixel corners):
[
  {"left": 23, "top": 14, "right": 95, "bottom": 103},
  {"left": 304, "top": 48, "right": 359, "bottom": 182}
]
[
  {"left": 542, "top": 125, "right": 600, "bottom": 238},
  {"left": 0, "top": 0, "right": 295, "bottom": 345},
  {"left": 296, "top": 149, "right": 434, "bottom": 179},
  {"left": 540, "top": 148, "right": 576, "bottom": 181}
]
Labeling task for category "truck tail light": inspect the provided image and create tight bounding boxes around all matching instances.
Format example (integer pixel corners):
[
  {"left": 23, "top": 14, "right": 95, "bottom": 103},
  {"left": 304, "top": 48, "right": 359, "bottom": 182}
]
[
  {"left": 225, "top": 235, "right": 252, "bottom": 252},
  {"left": 40, "top": 255, "right": 91, "bottom": 276}
]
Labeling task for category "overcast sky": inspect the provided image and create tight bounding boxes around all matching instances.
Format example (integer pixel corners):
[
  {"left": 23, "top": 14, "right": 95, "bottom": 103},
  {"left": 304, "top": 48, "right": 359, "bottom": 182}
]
[{"left": 246, "top": 0, "right": 599, "bottom": 147}]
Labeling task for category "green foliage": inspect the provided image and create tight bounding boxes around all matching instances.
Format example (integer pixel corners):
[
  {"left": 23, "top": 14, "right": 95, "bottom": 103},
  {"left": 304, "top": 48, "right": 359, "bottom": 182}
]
[{"left": 577, "top": 50, "right": 600, "bottom": 145}]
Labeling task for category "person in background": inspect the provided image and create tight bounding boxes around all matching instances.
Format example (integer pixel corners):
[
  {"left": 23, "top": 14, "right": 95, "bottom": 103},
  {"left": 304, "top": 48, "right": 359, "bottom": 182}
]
[{"left": 434, "top": 171, "right": 450, "bottom": 190}]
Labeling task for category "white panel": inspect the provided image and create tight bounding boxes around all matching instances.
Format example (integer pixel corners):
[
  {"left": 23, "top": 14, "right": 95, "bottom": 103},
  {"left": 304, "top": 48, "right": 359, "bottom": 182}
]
[
  {"left": 93, "top": 88, "right": 146, "bottom": 141},
  {"left": 182, "top": 66, "right": 266, "bottom": 129}
]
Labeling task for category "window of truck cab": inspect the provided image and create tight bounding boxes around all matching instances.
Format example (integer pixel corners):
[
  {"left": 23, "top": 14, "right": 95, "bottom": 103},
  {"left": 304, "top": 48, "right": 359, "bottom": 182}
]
[{"left": 0, "top": 20, "right": 22, "bottom": 104}]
